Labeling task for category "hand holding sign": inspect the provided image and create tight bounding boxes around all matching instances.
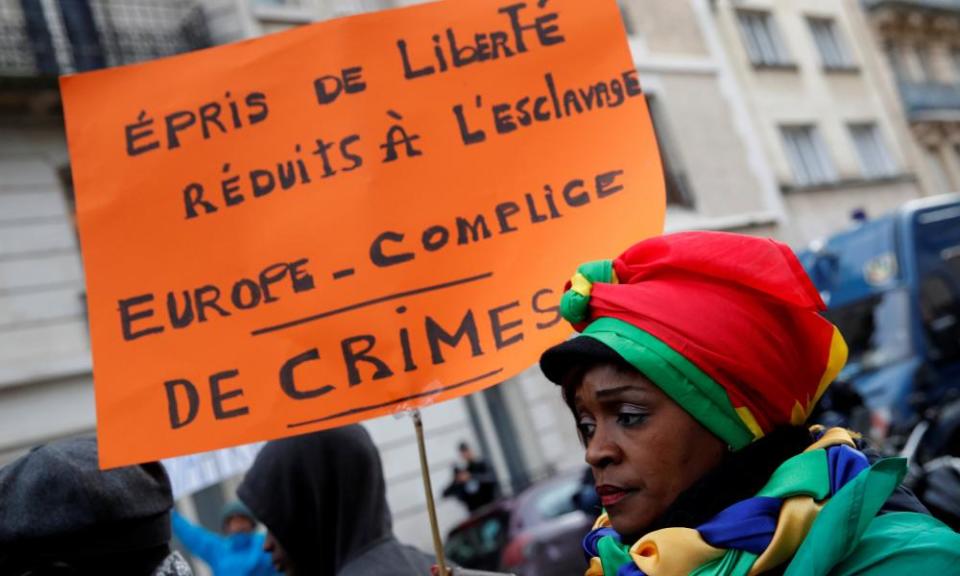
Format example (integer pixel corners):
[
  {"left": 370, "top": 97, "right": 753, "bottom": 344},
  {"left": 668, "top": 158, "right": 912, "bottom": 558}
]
[{"left": 60, "top": 0, "right": 664, "bottom": 468}]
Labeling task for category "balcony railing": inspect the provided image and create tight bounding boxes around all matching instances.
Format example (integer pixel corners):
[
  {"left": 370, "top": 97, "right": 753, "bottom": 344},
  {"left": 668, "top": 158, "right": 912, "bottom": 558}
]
[
  {"left": 898, "top": 81, "right": 960, "bottom": 119},
  {"left": 864, "top": 0, "right": 960, "bottom": 12},
  {"left": 0, "top": 0, "right": 211, "bottom": 81}
]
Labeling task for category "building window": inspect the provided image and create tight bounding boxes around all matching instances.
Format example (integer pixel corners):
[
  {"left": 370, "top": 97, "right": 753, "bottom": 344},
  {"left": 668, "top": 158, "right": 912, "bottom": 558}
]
[
  {"left": 915, "top": 43, "right": 936, "bottom": 83},
  {"left": 646, "top": 94, "right": 695, "bottom": 208},
  {"left": 951, "top": 47, "right": 960, "bottom": 82},
  {"left": 849, "top": 123, "right": 896, "bottom": 179},
  {"left": 736, "top": 10, "right": 792, "bottom": 67},
  {"left": 807, "top": 17, "right": 855, "bottom": 70},
  {"left": 781, "top": 125, "right": 836, "bottom": 187},
  {"left": 925, "top": 146, "right": 951, "bottom": 194},
  {"left": 885, "top": 40, "right": 906, "bottom": 81}
]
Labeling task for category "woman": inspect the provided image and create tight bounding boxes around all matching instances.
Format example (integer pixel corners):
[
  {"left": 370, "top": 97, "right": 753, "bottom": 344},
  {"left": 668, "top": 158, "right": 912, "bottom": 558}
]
[{"left": 539, "top": 231, "right": 959, "bottom": 575}]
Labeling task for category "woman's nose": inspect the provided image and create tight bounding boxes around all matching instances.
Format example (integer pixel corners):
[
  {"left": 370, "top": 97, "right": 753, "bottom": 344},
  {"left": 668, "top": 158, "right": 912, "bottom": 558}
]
[{"left": 584, "top": 421, "right": 622, "bottom": 468}]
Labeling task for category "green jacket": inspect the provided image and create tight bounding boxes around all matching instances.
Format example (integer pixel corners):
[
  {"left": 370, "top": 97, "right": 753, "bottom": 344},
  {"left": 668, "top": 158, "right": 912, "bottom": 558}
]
[
  {"left": 786, "top": 458, "right": 960, "bottom": 575},
  {"left": 691, "top": 457, "right": 960, "bottom": 575}
]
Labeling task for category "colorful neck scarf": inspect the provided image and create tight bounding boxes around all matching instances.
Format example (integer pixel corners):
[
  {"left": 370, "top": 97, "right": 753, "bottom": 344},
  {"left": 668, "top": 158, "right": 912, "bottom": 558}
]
[{"left": 581, "top": 428, "right": 886, "bottom": 576}]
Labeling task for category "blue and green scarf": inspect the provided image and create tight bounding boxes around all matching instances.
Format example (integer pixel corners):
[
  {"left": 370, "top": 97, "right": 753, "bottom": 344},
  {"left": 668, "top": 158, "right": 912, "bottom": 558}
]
[{"left": 581, "top": 428, "right": 894, "bottom": 575}]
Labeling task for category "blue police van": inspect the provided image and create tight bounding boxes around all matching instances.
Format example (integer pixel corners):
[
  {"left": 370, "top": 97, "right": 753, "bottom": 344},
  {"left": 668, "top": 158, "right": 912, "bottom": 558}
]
[{"left": 800, "top": 194, "right": 960, "bottom": 453}]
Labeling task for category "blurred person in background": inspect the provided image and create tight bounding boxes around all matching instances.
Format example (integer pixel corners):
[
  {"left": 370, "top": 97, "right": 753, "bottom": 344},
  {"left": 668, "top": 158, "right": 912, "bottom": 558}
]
[
  {"left": 237, "top": 425, "right": 434, "bottom": 576},
  {"left": 572, "top": 466, "right": 601, "bottom": 516},
  {"left": 442, "top": 441, "right": 498, "bottom": 512},
  {"left": 540, "top": 231, "right": 960, "bottom": 575},
  {"left": 172, "top": 500, "right": 277, "bottom": 576},
  {"left": 0, "top": 436, "right": 192, "bottom": 576}
]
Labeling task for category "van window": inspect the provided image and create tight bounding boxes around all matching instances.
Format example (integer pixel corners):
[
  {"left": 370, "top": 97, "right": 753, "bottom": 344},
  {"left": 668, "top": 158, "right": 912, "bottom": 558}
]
[
  {"left": 825, "top": 288, "right": 911, "bottom": 369},
  {"left": 916, "top": 206, "right": 960, "bottom": 362},
  {"left": 445, "top": 511, "right": 509, "bottom": 567}
]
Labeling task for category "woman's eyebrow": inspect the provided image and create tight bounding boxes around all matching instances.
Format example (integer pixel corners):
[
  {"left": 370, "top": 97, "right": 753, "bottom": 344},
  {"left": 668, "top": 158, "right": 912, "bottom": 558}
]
[{"left": 594, "top": 384, "right": 644, "bottom": 398}]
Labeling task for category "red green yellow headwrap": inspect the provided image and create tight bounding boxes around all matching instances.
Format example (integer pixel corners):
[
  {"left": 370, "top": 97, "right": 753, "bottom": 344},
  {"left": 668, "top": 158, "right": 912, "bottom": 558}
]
[{"left": 539, "top": 231, "right": 848, "bottom": 450}]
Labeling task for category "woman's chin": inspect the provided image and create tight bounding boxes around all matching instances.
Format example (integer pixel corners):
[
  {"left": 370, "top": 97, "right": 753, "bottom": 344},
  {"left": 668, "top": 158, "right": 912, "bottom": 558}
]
[
  {"left": 608, "top": 513, "right": 652, "bottom": 542},
  {"left": 608, "top": 492, "right": 670, "bottom": 541}
]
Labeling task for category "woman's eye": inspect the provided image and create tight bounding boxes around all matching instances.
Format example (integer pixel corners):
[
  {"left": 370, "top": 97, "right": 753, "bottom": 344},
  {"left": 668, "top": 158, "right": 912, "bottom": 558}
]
[
  {"left": 577, "top": 419, "right": 596, "bottom": 440},
  {"left": 617, "top": 410, "right": 647, "bottom": 427}
]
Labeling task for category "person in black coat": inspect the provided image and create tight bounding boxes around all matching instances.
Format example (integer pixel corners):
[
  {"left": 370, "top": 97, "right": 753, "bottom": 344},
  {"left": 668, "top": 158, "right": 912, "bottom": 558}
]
[{"left": 441, "top": 442, "right": 498, "bottom": 513}]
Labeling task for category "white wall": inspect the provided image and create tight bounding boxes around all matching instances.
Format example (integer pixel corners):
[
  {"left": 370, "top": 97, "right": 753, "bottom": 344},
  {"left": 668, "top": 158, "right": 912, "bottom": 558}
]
[{"left": 0, "top": 122, "right": 94, "bottom": 462}]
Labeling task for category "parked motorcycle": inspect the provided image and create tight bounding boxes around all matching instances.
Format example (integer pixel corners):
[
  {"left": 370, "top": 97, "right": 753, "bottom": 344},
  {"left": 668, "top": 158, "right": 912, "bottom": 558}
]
[
  {"left": 898, "top": 388, "right": 960, "bottom": 531},
  {"left": 813, "top": 380, "right": 960, "bottom": 531}
]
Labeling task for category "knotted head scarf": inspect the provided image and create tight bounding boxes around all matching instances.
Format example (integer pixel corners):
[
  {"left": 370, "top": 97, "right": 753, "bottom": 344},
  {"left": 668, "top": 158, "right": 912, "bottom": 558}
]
[{"left": 539, "top": 231, "right": 848, "bottom": 450}]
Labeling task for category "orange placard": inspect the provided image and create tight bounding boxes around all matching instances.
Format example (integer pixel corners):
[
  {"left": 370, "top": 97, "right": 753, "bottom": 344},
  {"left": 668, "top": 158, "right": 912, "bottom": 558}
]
[{"left": 61, "top": 0, "right": 664, "bottom": 468}]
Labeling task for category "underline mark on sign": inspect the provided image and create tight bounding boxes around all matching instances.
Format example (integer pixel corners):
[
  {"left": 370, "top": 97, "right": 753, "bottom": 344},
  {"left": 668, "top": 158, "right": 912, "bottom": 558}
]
[
  {"left": 250, "top": 271, "right": 494, "bottom": 336},
  {"left": 286, "top": 367, "right": 504, "bottom": 429}
]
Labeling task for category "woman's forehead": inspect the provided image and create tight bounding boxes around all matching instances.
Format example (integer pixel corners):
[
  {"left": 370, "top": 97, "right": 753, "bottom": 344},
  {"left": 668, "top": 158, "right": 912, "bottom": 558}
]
[{"left": 575, "top": 363, "right": 657, "bottom": 398}]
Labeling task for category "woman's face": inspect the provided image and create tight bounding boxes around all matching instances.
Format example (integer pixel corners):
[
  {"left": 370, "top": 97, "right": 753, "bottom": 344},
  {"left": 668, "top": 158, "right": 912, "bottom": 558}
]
[
  {"left": 223, "top": 514, "right": 255, "bottom": 535},
  {"left": 572, "top": 363, "right": 726, "bottom": 540}
]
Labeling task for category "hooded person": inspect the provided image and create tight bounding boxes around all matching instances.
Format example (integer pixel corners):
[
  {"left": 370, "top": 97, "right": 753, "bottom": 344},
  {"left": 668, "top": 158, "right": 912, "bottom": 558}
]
[
  {"left": 539, "top": 231, "right": 960, "bottom": 576},
  {"left": 237, "top": 425, "right": 434, "bottom": 576},
  {"left": 0, "top": 435, "right": 192, "bottom": 576}
]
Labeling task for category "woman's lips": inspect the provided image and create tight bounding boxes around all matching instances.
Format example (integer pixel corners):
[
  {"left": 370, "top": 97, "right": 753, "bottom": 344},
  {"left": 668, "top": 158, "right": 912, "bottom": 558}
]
[{"left": 596, "top": 485, "right": 632, "bottom": 507}]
